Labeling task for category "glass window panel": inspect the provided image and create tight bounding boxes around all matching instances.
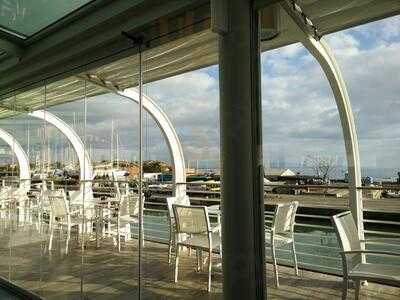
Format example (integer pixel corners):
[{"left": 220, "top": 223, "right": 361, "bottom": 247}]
[
  {"left": 0, "top": 0, "right": 92, "bottom": 37},
  {"left": 260, "top": 42, "right": 348, "bottom": 278},
  {"left": 326, "top": 15, "right": 400, "bottom": 269},
  {"left": 143, "top": 38, "right": 223, "bottom": 298}
]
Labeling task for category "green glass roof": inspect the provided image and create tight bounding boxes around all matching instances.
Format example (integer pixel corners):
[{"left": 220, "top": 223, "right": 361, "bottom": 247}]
[{"left": 0, "top": 0, "right": 92, "bottom": 38}]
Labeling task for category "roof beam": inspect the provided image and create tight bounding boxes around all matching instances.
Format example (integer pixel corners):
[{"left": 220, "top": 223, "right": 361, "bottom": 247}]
[
  {"left": 76, "top": 74, "right": 121, "bottom": 93},
  {"left": 0, "top": 38, "right": 25, "bottom": 58},
  {"left": 253, "top": 0, "right": 284, "bottom": 10},
  {"left": 0, "top": 0, "right": 208, "bottom": 98},
  {"left": 0, "top": 103, "right": 29, "bottom": 113},
  {"left": 280, "top": 0, "right": 322, "bottom": 40}
]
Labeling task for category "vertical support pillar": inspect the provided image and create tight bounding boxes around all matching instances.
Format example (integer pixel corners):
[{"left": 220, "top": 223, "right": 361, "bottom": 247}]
[{"left": 216, "top": 0, "right": 266, "bottom": 298}]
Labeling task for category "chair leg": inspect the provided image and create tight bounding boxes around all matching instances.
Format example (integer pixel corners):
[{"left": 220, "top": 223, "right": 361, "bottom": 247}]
[
  {"left": 291, "top": 241, "right": 299, "bottom": 276},
  {"left": 271, "top": 241, "right": 279, "bottom": 287},
  {"left": 196, "top": 249, "right": 201, "bottom": 272},
  {"left": 174, "top": 245, "right": 180, "bottom": 283},
  {"left": 168, "top": 226, "right": 173, "bottom": 264},
  {"left": 117, "top": 217, "right": 121, "bottom": 252},
  {"left": 168, "top": 225, "right": 173, "bottom": 264},
  {"left": 355, "top": 280, "right": 361, "bottom": 300},
  {"left": 48, "top": 220, "right": 53, "bottom": 252},
  {"left": 200, "top": 250, "right": 204, "bottom": 271},
  {"left": 207, "top": 249, "right": 212, "bottom": 292},
  {"left": 125, "top": 224, "right": 131, "bottom": 241},
  {"left": 342, "top": 276, "right": 348, "bottom": 300},
  {"left": 168, "top": 242, "right": 173, "bottom": 264},
  {"left": 66, "top": 225, "right": 71, "bottom": 255}
]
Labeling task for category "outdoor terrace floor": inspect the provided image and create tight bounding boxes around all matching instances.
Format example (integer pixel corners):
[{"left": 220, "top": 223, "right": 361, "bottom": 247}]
[{"left": 0, "top": 229, "right": 398, "bottom": 300}]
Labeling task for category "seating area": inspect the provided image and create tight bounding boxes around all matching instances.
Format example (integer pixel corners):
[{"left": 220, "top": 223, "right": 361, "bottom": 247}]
[
  {"left": 0, "top": 226, "right": 398, "bottom": 300},
  {"left": 0, "top": 184, "right": 398, "bottom": 299},
  {"left": 1, "top": 1, "right": 400, "bottom": 299}
]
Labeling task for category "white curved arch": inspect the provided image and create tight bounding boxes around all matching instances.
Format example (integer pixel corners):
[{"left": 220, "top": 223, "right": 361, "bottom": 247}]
[
  {"left": 29, "top": 110, "right": 93, "bottom": 194},
  {"left": 0, "top": 128, "right": 30, "bottom": 190},
  {"left": 302, "top": 37, "right": 363, "bottom": 238},
  {"left": 118, "top": 89, "right": 186, "bottom": 198}
]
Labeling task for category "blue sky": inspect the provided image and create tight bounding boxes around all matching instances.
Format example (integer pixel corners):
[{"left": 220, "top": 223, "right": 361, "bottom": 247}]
[
  {"left": 0, "top": 15, "right": 399, "bottom": 178},
  {"left": 146, "top": 14, "right": 400, "bottom": 177}
]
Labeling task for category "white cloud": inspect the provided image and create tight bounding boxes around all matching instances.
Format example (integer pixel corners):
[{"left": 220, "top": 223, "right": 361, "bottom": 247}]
[
  {"left": 326, "top": 32, "right": 360, "bottom": 57},
  {"left": 350, "top": 15, "right": 400, "bottom": 41},
  {"left": 4, "top": 16, "right": 399, "bottom": 177}
]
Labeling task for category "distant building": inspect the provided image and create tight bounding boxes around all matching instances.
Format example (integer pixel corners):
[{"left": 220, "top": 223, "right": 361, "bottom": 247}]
[
  {"left": 264, "top": 168, "right": 296, "bottom": 179},
  {"left": 144, "top": 173, "right": 161, "bottom": 181},
  {"left": 186, "top": 167, "right": 197, "bottom": 175}
]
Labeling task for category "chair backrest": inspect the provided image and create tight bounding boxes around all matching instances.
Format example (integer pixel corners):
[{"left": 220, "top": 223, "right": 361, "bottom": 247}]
[
  {"left": 272, "top": 201, "right": 298, "bottom": 235},
  {"left": 0, "top": 186, "right": 11, "bottom": 195},
  {"left": 0, "top": 186, "right": 11, "bottom": 202},
  {"left": 42, "top": 189, "right": 64, "bottom": 206},
  {"left": 120, "top": 194, "right": 140, "bottom": 217},
  {"left": 6, "top": 187, "right": 27, "bottom": 200},
  {"left": 172, "top": 204, "right": 209, "bottom": 235},
  {"left": 331, "top": 211, "right": 361, "bottom": 251},
  {"left": 166, "top": 195, "right": 190, "bottom": 219},
  {"left": 331, "top": 211, "right": 362, "bottom": 269},
  {"left": 69, "top": 189, "right": 94, "bottom": 205},
  {"left": 48, "top": 192, "right": 69, "bottom": 218}
]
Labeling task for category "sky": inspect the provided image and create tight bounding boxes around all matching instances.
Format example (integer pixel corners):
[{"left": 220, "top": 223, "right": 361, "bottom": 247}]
[{"left": 0, "top": 15, "right": 399, "bottom": 179}]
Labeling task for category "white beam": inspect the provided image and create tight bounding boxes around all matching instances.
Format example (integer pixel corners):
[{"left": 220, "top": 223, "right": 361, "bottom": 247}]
[
  {"left": 0, "top": 128, "right": 30, "bottom": 190},
  {"left": 281, "top": 1, "right": 364, "bottom": 238},
  {"left": 79, "top": 74, "right": 186, "bottom": 198},
  {"left": 118, "top": 89, "right": 186, "bottom": 198},
  {"left": 302, "top": 37, "right": 363, "bottom": 238},
  {"left": 29, "top": 110, "right": 93, "bottom": 195}
]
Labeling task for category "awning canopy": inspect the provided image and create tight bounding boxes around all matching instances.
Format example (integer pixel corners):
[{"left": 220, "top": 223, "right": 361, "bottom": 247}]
[{"left": 0, "top": 0, "right": 398, "bottom": 118}]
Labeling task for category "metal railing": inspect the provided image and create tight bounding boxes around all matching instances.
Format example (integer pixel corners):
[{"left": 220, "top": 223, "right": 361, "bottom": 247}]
[{"left": 0, "top": 178, "right": 399, "bottom": 277}]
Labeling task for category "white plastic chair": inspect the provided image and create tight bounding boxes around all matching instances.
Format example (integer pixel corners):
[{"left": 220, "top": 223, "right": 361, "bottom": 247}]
[
  {"left": 48, "top": 191, "right": 82, "bottom": 254},
  {"left": 172, "top": 204, "right": 221, "bottom": 292},
  {"left": 69, "top": 189, "right": 96, "bottom": 231},
  {"left": 102, "top": 193, "right": 141, "bottom": 251},
  {"left": 116, "top": 194, "right": 140, "bottom": 251},
  {"left": 332, "top": 211, "right": 400, "bottom": 300},
  {"left": 265, "top": 201, "right": 299, "bottom": 287},
  {"left": 166, "top": 195, "right": 190, "bottom": 263}
]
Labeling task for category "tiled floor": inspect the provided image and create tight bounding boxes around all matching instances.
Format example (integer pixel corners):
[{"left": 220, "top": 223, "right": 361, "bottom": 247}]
[{"left": 0, "top": 230, "right": 398, "bottom": 300}]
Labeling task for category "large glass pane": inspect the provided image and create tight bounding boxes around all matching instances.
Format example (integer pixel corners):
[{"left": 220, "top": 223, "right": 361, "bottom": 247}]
[
  {"left": 0, "top": 0, "right": 92, "bottom": 37},
  {"left": 142, "top": 42, "right": 223, "bottom": 299},
  {"left": 6, "top": 113, "right": 45, "bottom": 293},
  {"left": 0, "top": 111, "right": 16, "bottom": 281},
  {"left": 261, "top": 41, "right": 349, "bottom": 280},
  {"left": 326, "top": 15, "right": 400, "bottom": 266},
  {"left": 82, "top": 90, "right": 140, "bottom": 299},
  {"left": 0, "top": 87, "right": 52, "bottom": 295},
  {"left": 38, "top": 81, "right": 86, "bottom": 299}
]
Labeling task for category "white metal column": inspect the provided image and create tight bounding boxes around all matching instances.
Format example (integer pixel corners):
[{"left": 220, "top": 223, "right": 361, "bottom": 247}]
[
  {"left": 302, "top": 37, "right": 364, "bottom": 239},
  {"left": 280, "top": 0, "right": 364, "bottom": 239},
  {"left": 79, "top": 75, "right": 187, "bottom": 200},
  {"left": 0, "top": 128, "right": 31, "bottom": 190},
  {"left": 29, "top": 110, "right": 93, "bottom": 195},
  {"left": 117, "top": 89, "right": 186, "bottom": 199}
]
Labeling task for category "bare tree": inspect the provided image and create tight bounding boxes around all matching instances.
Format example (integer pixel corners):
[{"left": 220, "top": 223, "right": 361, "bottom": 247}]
[{"left": 304, "top": 154, "right": 337, "bottom": 182}]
